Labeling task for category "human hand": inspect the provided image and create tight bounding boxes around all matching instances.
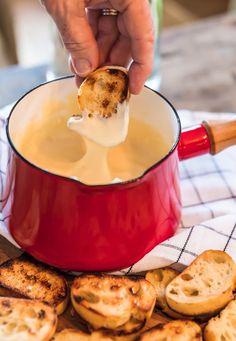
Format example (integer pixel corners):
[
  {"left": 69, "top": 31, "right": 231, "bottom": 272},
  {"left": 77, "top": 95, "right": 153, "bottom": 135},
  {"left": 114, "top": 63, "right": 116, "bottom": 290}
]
[{"left": 41, "top": 0, "right": 154, "bottom": 94}]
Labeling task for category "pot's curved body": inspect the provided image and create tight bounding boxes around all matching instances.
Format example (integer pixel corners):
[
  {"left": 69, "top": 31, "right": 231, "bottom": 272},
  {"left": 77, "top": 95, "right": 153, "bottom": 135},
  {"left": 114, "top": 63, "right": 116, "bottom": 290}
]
[
  {"left": 3, "top": 148, "right": 180, "bottom": 271},
  {"left": 2, "top": 78, "right": 182, "bottom": 271}
]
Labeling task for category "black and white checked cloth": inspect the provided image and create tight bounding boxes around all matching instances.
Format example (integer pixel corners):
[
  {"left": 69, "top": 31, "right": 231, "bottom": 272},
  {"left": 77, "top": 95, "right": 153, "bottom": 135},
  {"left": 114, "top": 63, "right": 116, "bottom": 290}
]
[{"left": 1, "top": 105, "right": 236, "bottom": 274}]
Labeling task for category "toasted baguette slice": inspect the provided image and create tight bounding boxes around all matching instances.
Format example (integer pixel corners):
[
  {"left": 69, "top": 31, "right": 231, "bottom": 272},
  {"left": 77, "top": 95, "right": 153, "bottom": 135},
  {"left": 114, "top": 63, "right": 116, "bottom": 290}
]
[
  {"left": 71, "top": 274, "right": 156, "bottom": 333},
  {"left": 146, "top": 268, "right": 179, "bottom": 310},
  {"left": 166, "top": 250, "right": 236, "bottom": 316},
  {"left": 145, "top": 268, "right": 221, "bottom": 322},
  {"left": 52, "top": 329, "right": 114, "bottom": 341},
  {"left": 78, "top": 66, "right": 129, "bottom": 119},
  {"left": 0, "top": 297, "right": 57, "bottom": 341},
  {"left": 204, "top": 299, "right": 236, "bottom": 341},
  {"left": 145, "top": 268, "right": 189, "bottom": 319},
  {"left": 0, "top": 255, "right": 69, "bottom": 315},
  {"left": 139, "top": 320, "right": 202, "bottom": 340}
]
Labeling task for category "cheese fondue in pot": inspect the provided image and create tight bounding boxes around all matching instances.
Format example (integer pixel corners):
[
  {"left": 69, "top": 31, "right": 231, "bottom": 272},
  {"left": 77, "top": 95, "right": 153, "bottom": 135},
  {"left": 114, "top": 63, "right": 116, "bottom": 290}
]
[
  {"left": 19, "top": 112, "right": 169, "bottom": 185},
  {"left": 18, "top": 68, "right": 170, "bottom": 185}
]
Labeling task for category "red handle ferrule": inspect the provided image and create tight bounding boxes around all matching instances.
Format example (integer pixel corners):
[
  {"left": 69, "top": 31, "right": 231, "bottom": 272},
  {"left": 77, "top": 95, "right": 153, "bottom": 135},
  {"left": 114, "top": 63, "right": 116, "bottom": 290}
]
[{"left": 178, "top": 124, "right": 211, "bottom": 161}]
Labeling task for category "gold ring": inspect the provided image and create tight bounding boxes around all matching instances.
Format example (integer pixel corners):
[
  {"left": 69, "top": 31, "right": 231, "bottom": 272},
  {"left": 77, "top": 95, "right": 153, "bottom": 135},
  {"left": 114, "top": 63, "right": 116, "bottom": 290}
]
[{"left": 101, "top": 8, "right": 119, "bottom": 16}]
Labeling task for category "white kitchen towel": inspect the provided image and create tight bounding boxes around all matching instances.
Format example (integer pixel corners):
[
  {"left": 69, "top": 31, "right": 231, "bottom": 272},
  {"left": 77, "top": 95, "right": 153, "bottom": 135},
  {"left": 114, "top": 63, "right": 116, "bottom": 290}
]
[{"left": 1, "top": 105, "right": 236, "bottom": 273}]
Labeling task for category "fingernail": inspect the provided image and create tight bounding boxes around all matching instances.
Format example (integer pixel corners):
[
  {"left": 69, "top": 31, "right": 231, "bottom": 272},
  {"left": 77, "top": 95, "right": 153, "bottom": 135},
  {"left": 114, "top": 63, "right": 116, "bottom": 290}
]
[{"left": 72, "top": 58, "right": 92, "bottom": 76}]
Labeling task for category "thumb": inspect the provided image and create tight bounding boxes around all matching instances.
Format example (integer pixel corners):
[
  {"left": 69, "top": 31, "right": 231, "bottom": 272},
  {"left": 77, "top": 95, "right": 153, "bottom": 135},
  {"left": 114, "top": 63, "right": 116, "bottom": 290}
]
[{"left": 43, "top": 1, "right": 99, "bottom": 77}]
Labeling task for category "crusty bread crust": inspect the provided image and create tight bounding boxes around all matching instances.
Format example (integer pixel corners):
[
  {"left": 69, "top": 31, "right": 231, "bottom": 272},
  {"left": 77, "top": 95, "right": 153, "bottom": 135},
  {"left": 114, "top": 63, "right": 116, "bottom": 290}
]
[
  {"left": 0, "top": 297, "right": 57, "bottom": 341},
  {"left": 204, "top": 299, "right": 236, "bottom": 341},
  {"left": 166, "top": 250, "right": 236, "bottom": 316},
  {"left": 78, "top": 66, "right": 129, "bottom": 119},
  {"left": 138, "top": 320, "right": 202, "bottom": 340},
  {"left": 52, "top": 328, "right": 114, "bottom": 341},
  {"left": 71, "top": 274, "right": 156, "bottom": 333},
  {"left": 0, "top": 255, "right": 69, "bottom": 315}
]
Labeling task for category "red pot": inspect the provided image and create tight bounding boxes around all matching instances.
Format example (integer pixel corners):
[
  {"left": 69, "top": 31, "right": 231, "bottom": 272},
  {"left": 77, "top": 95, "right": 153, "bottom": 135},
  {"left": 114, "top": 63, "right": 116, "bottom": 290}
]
[{"left": 1, "top": 77, "right": 236, "bottom": 271}]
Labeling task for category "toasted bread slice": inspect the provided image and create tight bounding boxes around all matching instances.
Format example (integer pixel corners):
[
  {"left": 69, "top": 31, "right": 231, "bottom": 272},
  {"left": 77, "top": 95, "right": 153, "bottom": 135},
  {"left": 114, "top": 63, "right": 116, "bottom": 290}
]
[
  {"left": 146, "top": 268, "right": 179, "bottom": 310},
  {"left": 0, "top": 297, "right": 57, "bottom": 341},
  {"left": 138, "top": 320, "right": 202, "bottom": 340},
  {"left": 52, "top": 328, "right": 114, "bottom": 341},
  {"left": 71, "top": 274, "right": 156, "bottom": 333},
  {"left": 0, "top": 255, "right": 69, "bottom": 315},
  {"left": 145, "top": 267, "right": 188, "bottom": 319},
  {"left": 204, "top": 299, "right": 236, "bottom": 341},
  {"left": 145, "top": 268, "right": 221, "bottom": 322},
  {"left": 78, "top": 66, "right": 129, "bottom": 119},
  {"left": 166, "top": 250, "right": 236, "bottom": 316}
]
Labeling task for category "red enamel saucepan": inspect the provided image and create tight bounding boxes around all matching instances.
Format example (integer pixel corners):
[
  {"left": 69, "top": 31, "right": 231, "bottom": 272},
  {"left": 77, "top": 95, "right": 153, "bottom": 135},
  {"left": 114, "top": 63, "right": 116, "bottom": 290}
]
[{"left": 1, "top": 77, "right": 236, "bottom": 271}]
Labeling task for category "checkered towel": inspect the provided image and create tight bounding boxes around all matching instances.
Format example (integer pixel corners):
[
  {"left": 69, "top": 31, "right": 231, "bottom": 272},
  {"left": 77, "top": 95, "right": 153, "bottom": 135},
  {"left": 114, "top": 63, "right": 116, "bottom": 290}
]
[{"left": 1, "top": 105, "right": 236, "bottom": 274}]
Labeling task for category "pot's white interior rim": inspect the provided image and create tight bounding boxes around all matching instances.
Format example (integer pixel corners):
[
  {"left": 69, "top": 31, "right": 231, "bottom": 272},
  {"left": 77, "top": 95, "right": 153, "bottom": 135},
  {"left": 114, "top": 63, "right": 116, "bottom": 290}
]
[{"left": 6, "top": 76, "right": 181, "bottom": 188}]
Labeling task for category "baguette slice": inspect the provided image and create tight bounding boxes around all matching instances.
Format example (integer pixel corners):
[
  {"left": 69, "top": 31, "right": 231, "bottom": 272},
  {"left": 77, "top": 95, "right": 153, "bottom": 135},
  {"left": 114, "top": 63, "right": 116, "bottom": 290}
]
[
  {"left": 0, "top": 255, "right": 69, "bottom": 315},
  {"left": 145, "top": 268, "right": 221, "bottom": 322},
  {"left": 78, "top": 66, "right": 129, "bottom": 119},
  {"left": 166, "top": 250, "right": 236, "bottom": 316},
  {"left": 71, "top": 274, "right": 156, "bottom": 333},
  {"left": 146, "top": 268, "right": 179, "bottom": 310},
  {"left": 52, "top": 329, "right": 114, "bottom": 341},
  {"left": 204, "top": 299, "right": 236, "bottom": 341},
  {"left": 138, "top": 320, "right": 202, "bottom": 341},
  {"left": 145, "top": 268, "right": 189, "bottom": 319},
  {"left": 0, "top": 297, "right": 57, "bottom": 341}
]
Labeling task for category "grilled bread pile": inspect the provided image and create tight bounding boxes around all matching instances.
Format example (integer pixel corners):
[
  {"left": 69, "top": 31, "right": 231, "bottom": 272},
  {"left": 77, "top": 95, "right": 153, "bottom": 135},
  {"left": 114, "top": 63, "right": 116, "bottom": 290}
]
[{"left": 0, "top": 250, "right": 236, "bottom": 340}]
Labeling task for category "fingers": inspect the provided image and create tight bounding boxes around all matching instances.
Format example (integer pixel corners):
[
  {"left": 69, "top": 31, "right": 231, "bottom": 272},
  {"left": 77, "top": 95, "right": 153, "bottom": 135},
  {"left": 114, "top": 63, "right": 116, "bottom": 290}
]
[
  {"left": 86, "top": 8, "right": 100, "bottom": 37},
  {"left": 42, "top": 0, "right": 154, "bottom": 94},
  {"left": 72, "top": 9, "right": 120, "bottom": 87},
  {"left": 108, "top": 35, "right": 131, "bottom": 68},
  {"left": 96, "top": 15, "right": 119, "bottom": 65},
  {"left": 42, "top": 0, "right": 99, "bottom": 77},
  {"left": 129, "top": 34, "right": 154, "bottom": 94},
  {"left": 73, "top": 33, "right": 131, "bottom": 89},
  {"left": 112, "top": 0, "right": 155, "bottom": 94}
]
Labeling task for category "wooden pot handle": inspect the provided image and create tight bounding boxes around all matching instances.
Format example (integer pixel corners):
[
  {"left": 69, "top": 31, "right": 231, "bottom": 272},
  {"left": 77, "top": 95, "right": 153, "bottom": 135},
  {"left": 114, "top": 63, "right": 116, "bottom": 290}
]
[{"left": 202, "top": 119, "right": 236, "bottom": 155}]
